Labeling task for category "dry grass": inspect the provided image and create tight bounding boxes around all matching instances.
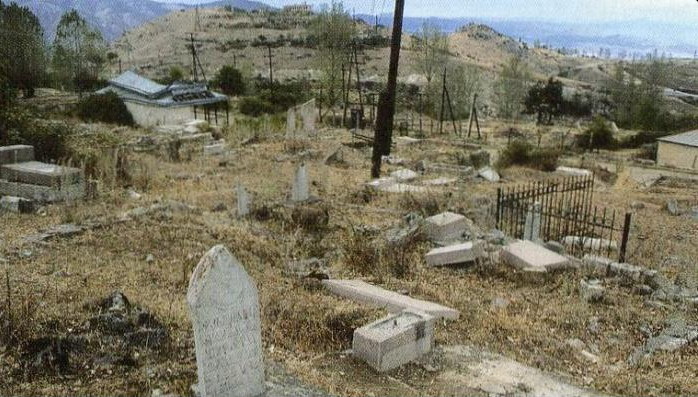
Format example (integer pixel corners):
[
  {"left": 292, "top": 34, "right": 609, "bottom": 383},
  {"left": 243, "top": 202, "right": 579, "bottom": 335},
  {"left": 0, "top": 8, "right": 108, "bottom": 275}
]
[{"left": 1, "top": 121, "right": 697, "bottom": 397}]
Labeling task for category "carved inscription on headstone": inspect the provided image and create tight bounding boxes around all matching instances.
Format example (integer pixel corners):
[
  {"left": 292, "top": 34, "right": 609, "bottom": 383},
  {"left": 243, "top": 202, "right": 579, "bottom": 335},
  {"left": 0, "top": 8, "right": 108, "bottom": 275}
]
[{"left": 187, "top": 245, "right": 264, "bottom": 397}]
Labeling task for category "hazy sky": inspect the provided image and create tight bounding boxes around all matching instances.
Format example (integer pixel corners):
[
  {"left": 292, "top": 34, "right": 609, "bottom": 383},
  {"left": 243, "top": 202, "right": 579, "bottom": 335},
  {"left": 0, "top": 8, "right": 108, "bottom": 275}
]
[{"left": 153, "top": 0, "right": 698, "bottom": 22}]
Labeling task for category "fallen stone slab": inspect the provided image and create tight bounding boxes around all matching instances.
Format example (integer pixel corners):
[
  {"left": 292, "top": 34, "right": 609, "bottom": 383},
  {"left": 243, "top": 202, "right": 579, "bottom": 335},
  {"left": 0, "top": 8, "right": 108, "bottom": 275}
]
[
  {"left": 366, "top": 177, "right": 397, "bottom": 190},
  {"left": 380, "top": 183, "right": 428, "bottom": 193},
  {"left": 0, "top": 178, "right": 85, "bottom": 203},
  {"left": 353, "top": 309, "right": 435, "bottom": 372},
  {"left": 203, "top": 142, "right": 225, "bottom": 156},
  {"left": 0, "top": 145, "right": 34, "bottom": 165},
  {"left": 321, "top": 279, "right": 459, "bottom": 320},
  {"left": 391, "top": 168, "right": 419, "bottom": 182},
  {"left": 424, "top": 212, "right": 468, "bottom": 242},
  {"left": 500, "top": 240, "right": 570, "bottom": 272},
  {"left": 1, "top": 161, "right": 83, "bottom": 187},
  {"left": 425, "top": 241, "right": 484, "bottom": 267},
  {"left": 556, "top": 166, "right": 592, "bottom": 177},
  {"left": 478, "top": 166, "right": 500, "bottom": 182},
  {"left": 0, "top": 196, "right": 34, "bottom": 213},
  {"left": 423, "top": 177, "right": 457, "bottom": 186}
]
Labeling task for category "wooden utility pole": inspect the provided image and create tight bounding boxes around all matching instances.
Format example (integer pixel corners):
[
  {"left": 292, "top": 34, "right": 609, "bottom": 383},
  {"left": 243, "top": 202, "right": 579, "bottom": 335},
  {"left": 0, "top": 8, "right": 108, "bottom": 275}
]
[
  {"left": 467, "top": 93, "right": 482, "bottom": 139},
  {"left": 439, "top": 68, "right": 447, "bottom": 134},
  {"left": 190, "top": 33, "right": 198, "bottom": 81},
  {"left": 371, "top": 0, "right": 405, "bottom": 178}
]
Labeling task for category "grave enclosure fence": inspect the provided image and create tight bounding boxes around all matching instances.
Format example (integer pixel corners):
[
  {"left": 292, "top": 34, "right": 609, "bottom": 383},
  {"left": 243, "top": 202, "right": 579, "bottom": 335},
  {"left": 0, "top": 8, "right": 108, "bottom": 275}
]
[{"left": 493, "top": 174, "right": 632, "bottom": 262}]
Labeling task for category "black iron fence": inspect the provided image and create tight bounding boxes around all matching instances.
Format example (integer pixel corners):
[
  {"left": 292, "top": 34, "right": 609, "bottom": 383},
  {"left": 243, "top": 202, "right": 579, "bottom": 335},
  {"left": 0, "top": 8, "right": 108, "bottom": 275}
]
[{"left": 494, "top": 174, "right": 632, "bottom": 262}]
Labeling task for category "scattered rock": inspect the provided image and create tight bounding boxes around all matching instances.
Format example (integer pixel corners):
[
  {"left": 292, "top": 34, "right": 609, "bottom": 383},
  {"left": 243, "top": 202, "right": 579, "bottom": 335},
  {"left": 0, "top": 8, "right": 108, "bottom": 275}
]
[
  {"left": 285, "top": 258, "right": 329, "bottom": 280},
  {"left": 629, "top": 316, "right": 698, "bottom": 365},
  {"left": 491, "top": 297, "right": 510, "bottom": 309},
  {"left": 146, "top": 254, "right": 155, "bottom": 263},
  {"left": 324, "top": 147, "right": 345, "bottom": 166},
  {"left": 630, "top": 201, "right": 646, "bottom": 210},
  {"left": 391, "top": 168, "right": 419, "bottom": 182},
  {"left": 478, "top": 166, "right": 500, "bottom": 182},
  {"left": 666, "top": 199, "right": 681, "bottom": 216},
  {"left": 127, "top": 190, "right": 142, "bottom": 200},
  {"left": 580, "top": 279, "right": 605, "bottom": 303}
]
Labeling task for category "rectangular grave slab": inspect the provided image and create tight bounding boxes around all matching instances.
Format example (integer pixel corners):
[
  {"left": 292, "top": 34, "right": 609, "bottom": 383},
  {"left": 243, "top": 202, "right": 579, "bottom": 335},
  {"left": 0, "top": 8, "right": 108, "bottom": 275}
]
[
  {"left": 424, "top": 212, "right": 468, "bottom": 242},
  {"left": 353, "top": 309, "right": 435, "bottom": 372},
  {"left": 322, "top": 279, "right": 459, "bottom": 320},
  {"left": 0, "top": 145, "right": 34, "bottom": 165},
  {"left": 1, "top": 161, "right": 83, "bottom": 187},
  {"left": 0, "top": 196, "right": 34, "bottom": 213},
  {"left": 0, "top": 179, "right": 85, "bottom": 203},
  {"left": 203, "top": 143, "right": 225, "bottom": 156},
  {"left": 500, "top": 240, "right": 570, "bottom": 272},
  {"left": 425, "top": 241, "right": 484, "bottom": 267}
]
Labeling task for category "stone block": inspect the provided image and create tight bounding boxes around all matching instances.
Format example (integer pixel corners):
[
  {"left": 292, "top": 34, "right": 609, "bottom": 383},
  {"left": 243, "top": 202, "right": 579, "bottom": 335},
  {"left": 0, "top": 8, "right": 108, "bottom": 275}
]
[
  {"left": 425, "top": 241, "right": 484, "bottom": 266},
  {"left": 500, "top": 240, "right": 570, "bottom": 272},
  {"left": 0, "top": 179, "right": 85, "bottom": 203},
  {"left": 0, "top": 196, "right": 34, "bottom": 213},
  {"left": 0, "top": 145, "right": 34, "bottom": 165},
  {"left": 1, "top": 161, "right": 83, "bottom": 187},
  {"left": 353, "top": 310, "right": 435, "bottom": 372},
  {"left": 579, "top": 279, "right": 605, "bottom": 303},
  {"left": 478, "top": 166, "right": 500, "bottom": 182},
  {"left": 556, "top": 166, "right": 592, "bottom": 177},
  {"left": 203, "top": 143, "right": 225, "bottom": 156},
  {"left": 322, "top": 279, "right": 459, "bottom": 320},
  {"left": 424, "top": 212, "right": 468, "bottom": 242},
  {"left": 390, "top": 169, "right": 419, "bottom": 182}
]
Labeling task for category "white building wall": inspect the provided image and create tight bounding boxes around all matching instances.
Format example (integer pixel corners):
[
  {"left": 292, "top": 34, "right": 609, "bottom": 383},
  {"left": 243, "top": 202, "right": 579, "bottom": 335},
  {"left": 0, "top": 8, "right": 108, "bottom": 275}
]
[{"left": 124, "top": 102, "right": 196, "bottom": 127}]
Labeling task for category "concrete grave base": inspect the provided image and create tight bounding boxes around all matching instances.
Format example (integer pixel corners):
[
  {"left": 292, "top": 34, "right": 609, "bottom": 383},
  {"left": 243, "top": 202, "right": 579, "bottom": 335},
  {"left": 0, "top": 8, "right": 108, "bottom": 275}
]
[
  {"left": 353, "top": 310, "right": 435, "bottom": 372},
  {"left": 501, "top": 240, "right": 571, "bottom": 272},
  {"left": 0, "top": 196, "right": 34, "bottom": 213},
  {"left": 0, "top": 179, "right": 85, "bottom": 203},
  {"left": 1, "top": 161, "right": 83, "bottom": 187},
  {"left": 426, "top": 241, "right": 485, "bottom": 266},
  {"left": 424, "top": 212, "right": 469, "bottom": 242}
]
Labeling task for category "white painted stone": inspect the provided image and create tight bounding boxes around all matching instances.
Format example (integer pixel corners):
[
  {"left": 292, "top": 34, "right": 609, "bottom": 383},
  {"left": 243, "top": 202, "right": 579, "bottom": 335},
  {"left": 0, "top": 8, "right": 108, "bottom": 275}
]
[
  {"left": 187, "top": 245, "right": 265, "bottom": 397},
  {"left": 380, "top": 184, "right": 427, "bottom": 194},
  {"left": 425, "top": 241, "right": 485, "bottom": 266},
  {"left": 523, "top": 202, "right": 542, "bottom": 241},
  {"left": 478, "top": 166, "right": 500, "bottom": 182},
  {"left": 322, "top": 279, "right": 460, "bottom": 320},
  {"left": 292, "top": 163, "right": 309, "bottom": 202},
  {"left": 556, "top": 166, "right": 592, "bottom": 177},
  {"left": 500, "top": 240, "right": 570, "bottom": 272},
  {"left": 424, "top": 177, "right": 457, "bottom": 186},
  {"left": 562, "top": 236, "right": 618, "bottom": 251},
  {"left": 366, "top": 177, "right": 397, "bottom": 190},
  {"left": 353, "top": 310, "right": 435, "bottom": 372},
  {"left": 285, "top": 108, "right": 296, "bottom": 139},
  {"left": 184, "top": 125, "right": 201, "bottom": 135},
  {"left": 236, "top": 184, "right": 250, "bottom": 217},
  {"left": 390, "top": 169, "right": 419, "bottom": 182},
  {"left": 424, "top": 212, "right": 468, "bottom": 242}
]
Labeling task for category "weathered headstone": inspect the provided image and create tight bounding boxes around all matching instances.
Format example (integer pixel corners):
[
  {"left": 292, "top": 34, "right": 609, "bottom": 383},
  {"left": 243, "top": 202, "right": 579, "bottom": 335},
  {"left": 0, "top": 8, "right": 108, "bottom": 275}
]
[
  {"left": 236, "top": 184, "right": 250, "bottom": 217},
  {"left": 292, "top": 163, "right": 309, "bottom": 203},
  {"left": 286, "top": 108, "right": 296, "bottom": 139},
  {"left": 187, "top": 246, "right": 265, "bottom": 397},
  {"left": 299, "top": 99, "right": 317, "bottom": 136},
  {"left": 523, "top": 202, "right": 542, "bottom": 241}
]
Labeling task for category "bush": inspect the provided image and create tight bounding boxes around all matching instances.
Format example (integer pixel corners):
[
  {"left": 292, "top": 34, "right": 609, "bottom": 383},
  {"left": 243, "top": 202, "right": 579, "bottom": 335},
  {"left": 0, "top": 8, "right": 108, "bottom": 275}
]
[
  {"left": 577, "top": 115, "right": 616, "bottom": 151},
  {"left": 214, "top": 65, "right": 246, "bottom": 96},
  {"left": 497, "top": 139, "right": 560, "bottom": 171},
  {"left": 4, "top": 120, "right": 72, "bottom": 162},
  {"left": 238, "top": 96, "right": 275, "bottom": 117},
  {"left": 77, "top": 92, "right": 134, "bottom": 126}
]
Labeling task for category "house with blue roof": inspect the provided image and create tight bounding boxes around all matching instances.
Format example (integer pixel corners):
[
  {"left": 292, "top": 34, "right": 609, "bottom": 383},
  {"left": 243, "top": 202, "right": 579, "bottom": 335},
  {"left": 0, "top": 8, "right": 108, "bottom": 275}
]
[{"left": 97, "top": 71, "right": 229, "bottom": 127}]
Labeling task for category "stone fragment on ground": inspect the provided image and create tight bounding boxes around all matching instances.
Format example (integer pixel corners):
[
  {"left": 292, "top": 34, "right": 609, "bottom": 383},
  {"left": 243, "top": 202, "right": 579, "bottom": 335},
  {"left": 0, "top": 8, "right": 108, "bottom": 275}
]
[
  {"left": 390, "top": 168, "right": 419, "bottom": 182},
  {"left": 423, "top": 177, "right": 457, "bottom": 186},
  {"left": 425, "top": 241, "right": 484, "bottom": 267},
  {"left": 666, "top": 199, "right": 681, "bottom": 216},
  {"left": 478, "top": 166, "right": 500, "bottom": 182},
  {"left": 500, "top": 240, "right": 571, "bottom": 272},
  {"left": 629, "top": 316, "right": 698, "bottom": 365},
  {"left": 353, "top": 309, "right": 435, "bottom": 372},
  {"left": 0, "top": 195, "right": 34, "bottom": 213},
  {"left": 423, "top": 212, "right": 469, "bottom": 242},
  {"left": 556, "top": 166, "right": 592, "bottom": 177},
  {"left": 579, "top": 279, "right": 605, "bottom": 303},
  {"left": 321, "top": 279, "right": 459, "bottom": 320}
]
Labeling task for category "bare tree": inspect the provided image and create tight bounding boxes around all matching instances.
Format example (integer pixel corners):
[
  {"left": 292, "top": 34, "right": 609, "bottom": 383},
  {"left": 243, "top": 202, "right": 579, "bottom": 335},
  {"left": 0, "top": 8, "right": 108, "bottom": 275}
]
[{"left": 493, "top": 54, "right": 531, "bottom": 120}]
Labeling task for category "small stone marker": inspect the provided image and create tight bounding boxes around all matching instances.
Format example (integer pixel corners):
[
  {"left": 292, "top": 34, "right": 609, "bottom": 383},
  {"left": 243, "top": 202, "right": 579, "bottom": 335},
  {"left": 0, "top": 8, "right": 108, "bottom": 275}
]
[
  {"left": 390, "top": 168, "right": 419, "bottom": 182},
  {"left": 187, "top": 245, "right": 265, "bottom": 397},
  {"left": 291, "top": 163, "right": 309, "bottom": 203},
  {"left": 579, "top": 279, "right": 605, "bottom": 303},
  {"left": 424, "top": 212, "right": 468, "bottom": 242},
  {"left": 322, "top": 279, "right": 459, "bottom": 320},
  {"left": 0, "top": 196, "right": 34, "bottom": 213},
  {"left": 425, "top": 241, "right": 484, "bottom": 267},
  {"left": 286, "top": 108, "right": 296, "bottom": 139},
  {"left": 299, "top": 99, "right": 317, "bottom": 135},
  {"left": 353, "top": 309, "right": 435, "bottom": 372},
  {"left": 203, "top": 141, "right": 226, "bottom": 156},
  {"left": 523, "top": 202, "right": 542, "bottom": 241},
  {"left": 478, "top": 166, "right": 500, "bottom": 182},
  {"left": 500, "top": 240, "right": 570, "bottom": 272},
  {"left": 236, "top": 184, "right": 250, "bottom": 217},
  {"left": 556, "top": 166, "right": 592, "bottom": 177},
  {"left": 0, "top": 145, "right": 34, "bottom": 165}
]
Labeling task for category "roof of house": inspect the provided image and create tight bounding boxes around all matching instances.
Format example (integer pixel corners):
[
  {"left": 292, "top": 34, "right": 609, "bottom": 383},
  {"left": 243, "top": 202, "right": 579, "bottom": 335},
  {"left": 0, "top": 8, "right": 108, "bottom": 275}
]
[
  {"left": 97, "top": 71, "right": 228, "bottom": 108},
  {"left": 658, "top": 130, "right": 698, "bottom": 148}
]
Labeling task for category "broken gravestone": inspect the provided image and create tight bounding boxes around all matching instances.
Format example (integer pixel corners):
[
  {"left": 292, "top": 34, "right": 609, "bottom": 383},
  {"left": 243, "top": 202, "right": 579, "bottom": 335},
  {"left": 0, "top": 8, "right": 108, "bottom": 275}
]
[
  {"left": 236, "top": 184, "right": 250, "bottom": 217},
  {"left": 286, "top": 108, "right": 297, "bottom": 139},
  {"left": 187, "top": 246, "right": 265, "bottom": 397},
  {"left": 292, "top": 163, "right": 310, "bottom": 203},
  {"left": 523, "top": 202, "right": 542, "bottom": 241}
]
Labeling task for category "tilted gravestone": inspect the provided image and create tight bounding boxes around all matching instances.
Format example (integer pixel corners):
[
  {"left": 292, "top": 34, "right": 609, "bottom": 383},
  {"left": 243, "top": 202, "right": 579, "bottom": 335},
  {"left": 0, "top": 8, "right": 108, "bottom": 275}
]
[
  {"left": 524, "top": 201, "right": 542, "bottom": 241},
  {"left": 187, "top": 245, "right": 265, "bottom": 397},
  {"left": 236, "top": 184, "right": 250, "bottom": 217},
  {"left": 286, "top": 108, "right": 297, "bottom": 139},
  {"left": 291, "top": 163, "right": 309, "bottom": 203}
]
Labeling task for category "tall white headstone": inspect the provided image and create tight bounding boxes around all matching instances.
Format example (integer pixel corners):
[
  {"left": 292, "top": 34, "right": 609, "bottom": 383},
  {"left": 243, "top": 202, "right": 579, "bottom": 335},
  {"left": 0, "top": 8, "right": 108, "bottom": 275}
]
[
  {"left": 300, "top": 99, "right": 317, "bottom": 136},
  {"left": 524, "top": 201, "right": 542, "bottom": 241},
  {"left": 187, "top": 246, "right": 265, "bottom": 397},
  {"left": 292, "top": 163, "right": 309, "bottom": 203},
  {"left": 237, "top": 184, "right": 250, "bottom": 217},
  {"left": 286, "top": 108, "right": 296, "bottom": 139}
]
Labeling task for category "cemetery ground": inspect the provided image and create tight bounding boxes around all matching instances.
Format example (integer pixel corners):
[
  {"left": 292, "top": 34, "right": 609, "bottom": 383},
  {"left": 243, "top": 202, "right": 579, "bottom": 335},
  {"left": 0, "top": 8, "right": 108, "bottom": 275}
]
[{"left": 1, "top": 120, "right": 697, "bottom": 396}]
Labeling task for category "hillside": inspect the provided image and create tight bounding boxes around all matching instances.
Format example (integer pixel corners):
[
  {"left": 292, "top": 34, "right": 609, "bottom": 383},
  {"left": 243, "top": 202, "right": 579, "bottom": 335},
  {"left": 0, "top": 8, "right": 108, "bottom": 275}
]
[
  {"left": 111, "top": 7, "right": 592, "bottom": 89},
  {"left": 8, "top": 0, "right": 269, "bottom": 41}
]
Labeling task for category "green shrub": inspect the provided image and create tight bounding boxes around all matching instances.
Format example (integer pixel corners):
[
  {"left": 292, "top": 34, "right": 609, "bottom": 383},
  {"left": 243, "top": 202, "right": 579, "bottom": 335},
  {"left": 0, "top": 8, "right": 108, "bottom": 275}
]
[
  {"left": 77, "top": 92, "right": 134, "bottom": 126},
  {"left": 238, "top": 96, "right": 275, "bottom": 117},
  {"left": 214, "top": 65, "right": 246, "bottom": 96},
  {"left": 497, "top": 139, "right": 559, "bottom": 171},
  {"left": 4, "top": 120, "right": 72, "bottom": 162},
  {"left": 577, "top": 115, "right": 616, "bottom": 151}
]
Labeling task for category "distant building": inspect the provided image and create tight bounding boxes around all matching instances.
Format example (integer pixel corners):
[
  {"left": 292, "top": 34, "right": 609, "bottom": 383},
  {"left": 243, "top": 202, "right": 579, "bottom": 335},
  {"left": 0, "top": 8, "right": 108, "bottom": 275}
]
[
  {"left": 97, "top": 71, "right": 229, "bottom": 127},
  {"left": 657, "top": 130, "right": 698, "bottom": 170}
]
